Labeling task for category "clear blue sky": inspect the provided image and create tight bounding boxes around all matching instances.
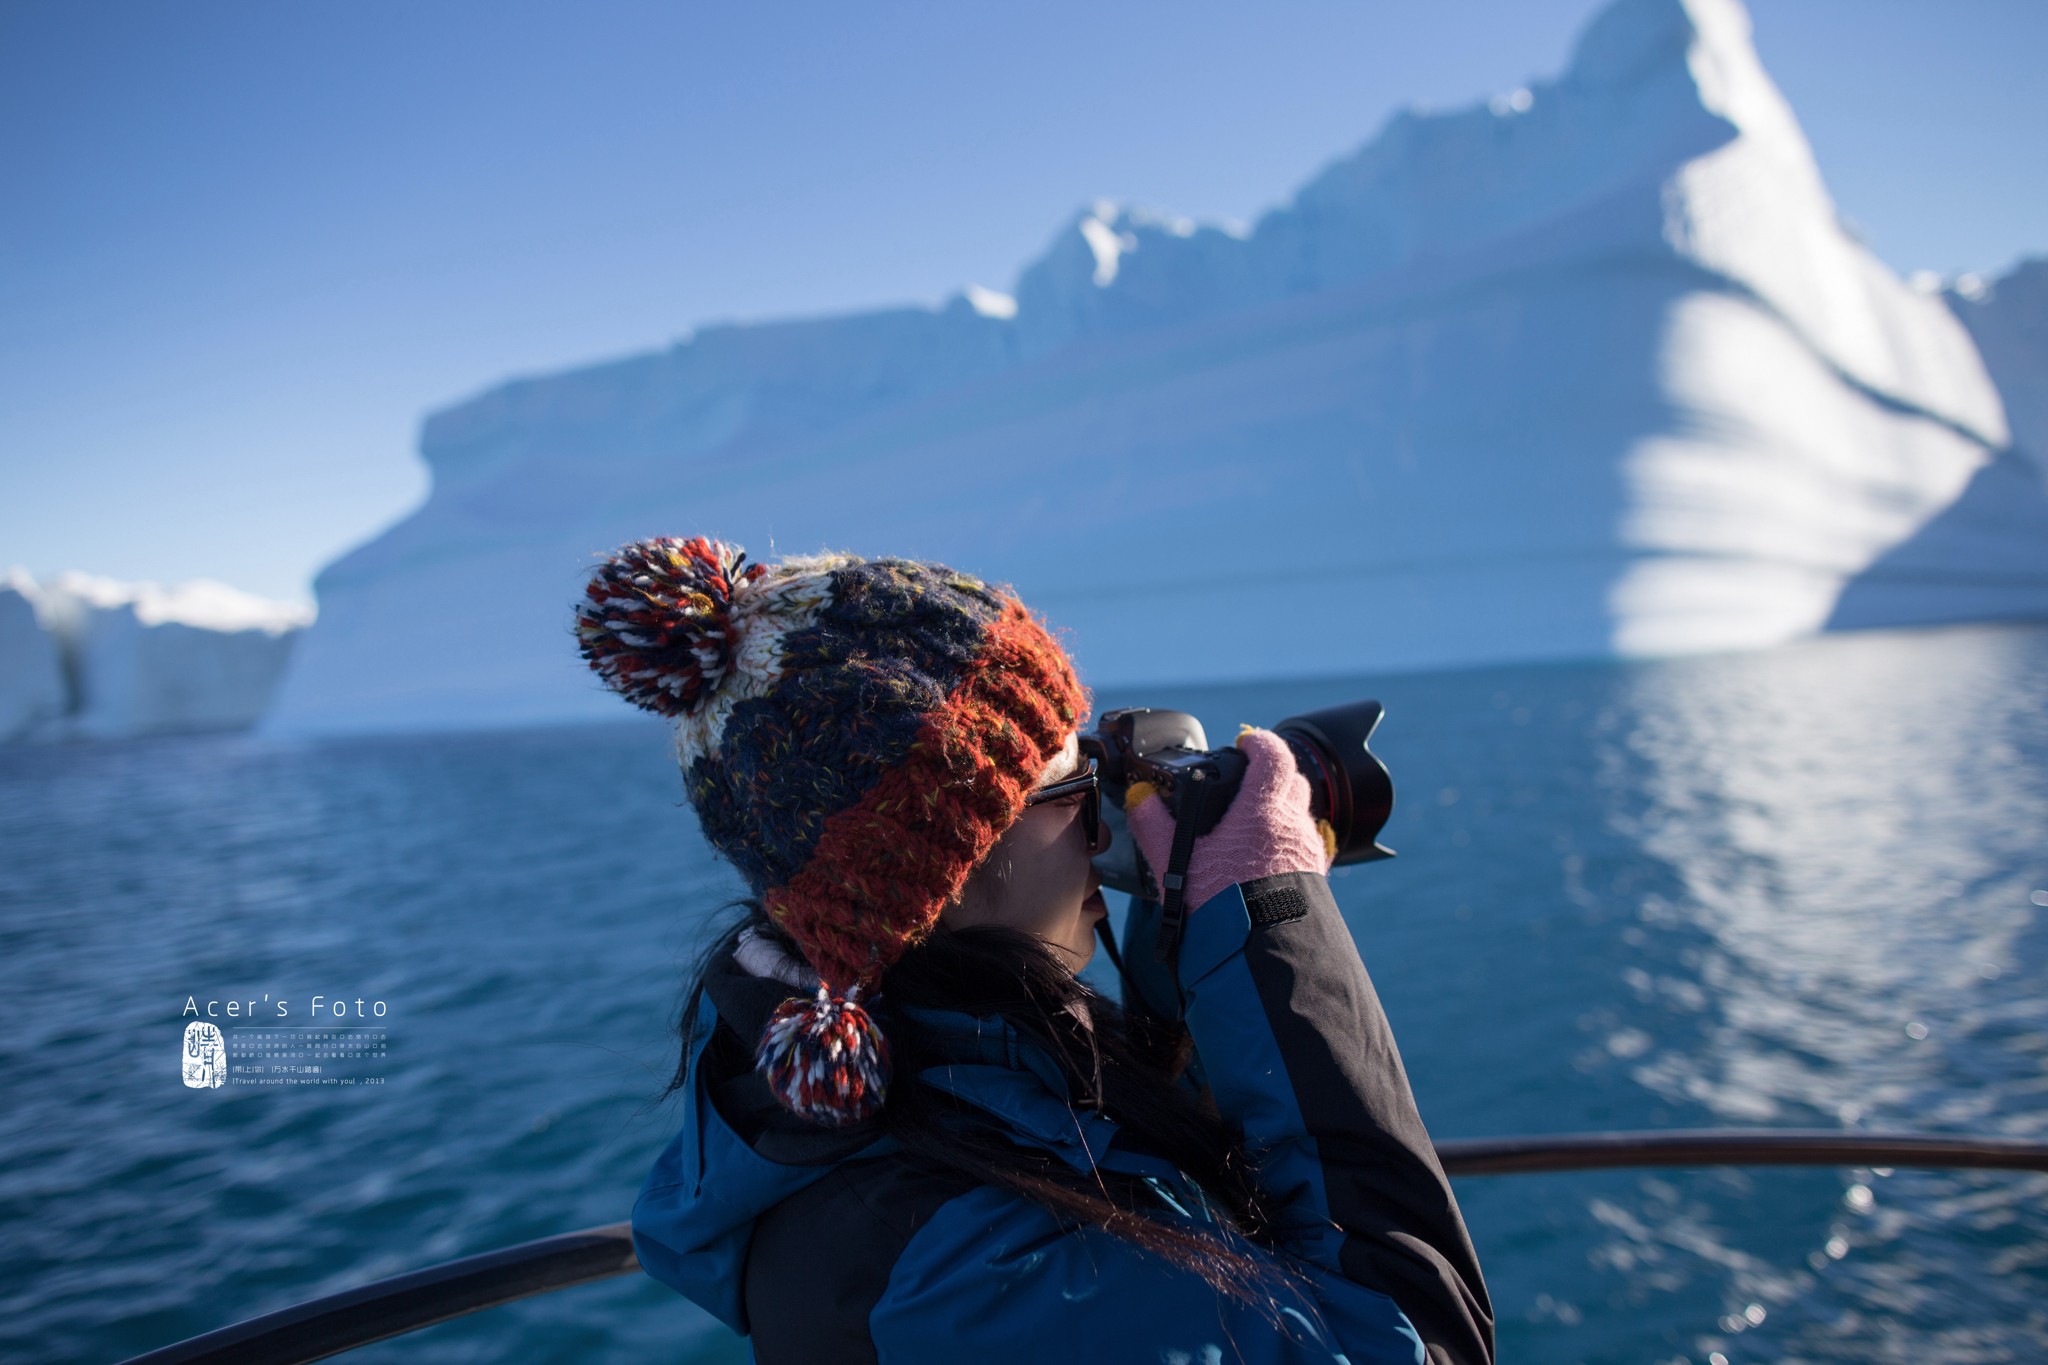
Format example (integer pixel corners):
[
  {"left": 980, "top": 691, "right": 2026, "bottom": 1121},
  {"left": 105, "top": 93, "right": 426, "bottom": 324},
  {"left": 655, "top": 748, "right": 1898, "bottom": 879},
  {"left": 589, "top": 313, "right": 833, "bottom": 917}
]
[{"left": 2, "top": 0, "right": 2042, "bottom": 607}]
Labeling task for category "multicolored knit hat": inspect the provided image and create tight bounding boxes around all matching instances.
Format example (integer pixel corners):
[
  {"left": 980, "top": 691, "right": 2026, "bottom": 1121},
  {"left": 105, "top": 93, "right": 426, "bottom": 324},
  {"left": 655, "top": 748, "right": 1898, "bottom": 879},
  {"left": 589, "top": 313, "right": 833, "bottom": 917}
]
[{"left": 574, "top": 536, "right": 1089, "bottom": 1126}]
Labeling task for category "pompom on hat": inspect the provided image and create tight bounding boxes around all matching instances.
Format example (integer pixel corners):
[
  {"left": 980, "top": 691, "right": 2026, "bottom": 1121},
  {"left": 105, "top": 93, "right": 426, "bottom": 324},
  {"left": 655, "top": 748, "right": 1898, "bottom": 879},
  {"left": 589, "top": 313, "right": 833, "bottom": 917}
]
[{"left": 575, "top": 536, "right": 1089, "bottom": 1126}]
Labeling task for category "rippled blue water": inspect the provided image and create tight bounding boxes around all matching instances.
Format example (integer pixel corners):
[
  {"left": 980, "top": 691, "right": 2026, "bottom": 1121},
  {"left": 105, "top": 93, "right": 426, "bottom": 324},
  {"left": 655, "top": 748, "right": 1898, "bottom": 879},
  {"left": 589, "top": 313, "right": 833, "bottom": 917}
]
[{"left": 3, "top": 622, "right": 2045, "bottom": 1364}]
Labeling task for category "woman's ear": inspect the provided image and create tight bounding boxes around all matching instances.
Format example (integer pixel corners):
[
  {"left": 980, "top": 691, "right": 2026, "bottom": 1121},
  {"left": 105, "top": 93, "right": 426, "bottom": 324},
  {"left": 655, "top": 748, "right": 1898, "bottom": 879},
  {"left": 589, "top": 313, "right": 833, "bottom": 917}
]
[{"left": 943, "top": 843, "right": 1010, "bottom": 931}]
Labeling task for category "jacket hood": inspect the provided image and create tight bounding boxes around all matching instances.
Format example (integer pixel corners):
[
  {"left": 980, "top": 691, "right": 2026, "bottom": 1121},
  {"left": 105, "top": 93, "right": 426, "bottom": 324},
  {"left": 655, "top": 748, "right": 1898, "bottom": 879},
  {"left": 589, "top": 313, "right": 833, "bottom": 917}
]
[
  {"left": 697, "top": 944, "right": 893, "bottom": 1166},
  {"left": 630, "top": 943, "right": 890, "bottom": 1329},
  {"left": 630, "top": 938, "right": 1176, "bottom": 1332}
]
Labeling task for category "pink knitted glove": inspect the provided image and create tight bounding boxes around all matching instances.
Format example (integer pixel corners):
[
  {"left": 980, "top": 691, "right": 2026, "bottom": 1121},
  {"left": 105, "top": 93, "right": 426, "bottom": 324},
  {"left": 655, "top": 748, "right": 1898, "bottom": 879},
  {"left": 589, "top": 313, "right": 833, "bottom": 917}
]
[{"left": 1125, "top": 727, "right": 1336, "bottom": 911}]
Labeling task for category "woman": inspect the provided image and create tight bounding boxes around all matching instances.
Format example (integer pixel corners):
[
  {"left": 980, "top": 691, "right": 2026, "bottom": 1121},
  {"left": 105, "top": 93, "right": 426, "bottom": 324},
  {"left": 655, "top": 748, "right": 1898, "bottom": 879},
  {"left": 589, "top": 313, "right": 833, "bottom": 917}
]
[{"left": 578, "top": 536, "right": 1493, "bottom": 1365}]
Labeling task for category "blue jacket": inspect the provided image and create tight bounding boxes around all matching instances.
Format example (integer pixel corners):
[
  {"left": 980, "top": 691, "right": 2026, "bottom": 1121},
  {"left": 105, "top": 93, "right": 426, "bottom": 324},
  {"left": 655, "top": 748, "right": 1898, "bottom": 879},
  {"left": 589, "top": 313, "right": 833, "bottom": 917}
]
[{"left": 632, "top": 872, "right": 1493, "bottom": 1364}]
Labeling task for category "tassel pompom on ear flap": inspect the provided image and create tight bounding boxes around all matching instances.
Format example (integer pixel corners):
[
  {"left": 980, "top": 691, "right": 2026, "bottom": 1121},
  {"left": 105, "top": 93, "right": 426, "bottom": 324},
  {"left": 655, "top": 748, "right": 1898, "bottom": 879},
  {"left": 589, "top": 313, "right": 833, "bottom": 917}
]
[{"left": 755, "top": 985, "right": 891, "bottom": 1127}]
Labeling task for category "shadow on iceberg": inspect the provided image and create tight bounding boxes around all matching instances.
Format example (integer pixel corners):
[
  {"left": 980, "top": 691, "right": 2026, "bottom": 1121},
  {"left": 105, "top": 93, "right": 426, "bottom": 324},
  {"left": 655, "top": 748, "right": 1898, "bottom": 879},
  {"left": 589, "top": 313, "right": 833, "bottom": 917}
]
[{"left": 1826, "top": 448, "right": 2048, "bottom": 631}]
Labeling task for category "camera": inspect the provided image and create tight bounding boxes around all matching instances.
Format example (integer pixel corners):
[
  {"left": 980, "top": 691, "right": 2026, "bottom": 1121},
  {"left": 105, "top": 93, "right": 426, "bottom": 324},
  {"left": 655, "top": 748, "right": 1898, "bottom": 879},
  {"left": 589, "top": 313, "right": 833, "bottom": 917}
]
[{"left": 1081, "top": 699, "right": 1396, "bottom": 900}]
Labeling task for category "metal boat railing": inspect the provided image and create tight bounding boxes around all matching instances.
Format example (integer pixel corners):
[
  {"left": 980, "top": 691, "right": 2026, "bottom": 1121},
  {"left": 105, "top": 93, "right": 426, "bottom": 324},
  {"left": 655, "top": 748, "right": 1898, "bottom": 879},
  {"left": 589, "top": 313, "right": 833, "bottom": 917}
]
[{"left": 121, "top": 1128, "right": 2048, "bottom": 1365}]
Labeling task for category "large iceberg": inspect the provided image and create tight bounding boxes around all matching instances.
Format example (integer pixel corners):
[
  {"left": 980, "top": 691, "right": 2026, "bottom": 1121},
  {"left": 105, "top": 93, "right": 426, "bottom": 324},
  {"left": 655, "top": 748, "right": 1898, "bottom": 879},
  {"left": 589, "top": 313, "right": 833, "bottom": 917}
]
[
  {"left": 3, "top": 573, "right": 312, "bottom": 740},
  {"left": 1945, "top": 258, "right": 2048, "bottom": 478},
  {"left": 1, "top": 571, "right": 68, "bottom": 741},
  {"left": 1821, "top": 257, "right": 2048, "bottom": 631},
  {"left": 268, "top": 0, "right": 2048, "bottom": 736}
]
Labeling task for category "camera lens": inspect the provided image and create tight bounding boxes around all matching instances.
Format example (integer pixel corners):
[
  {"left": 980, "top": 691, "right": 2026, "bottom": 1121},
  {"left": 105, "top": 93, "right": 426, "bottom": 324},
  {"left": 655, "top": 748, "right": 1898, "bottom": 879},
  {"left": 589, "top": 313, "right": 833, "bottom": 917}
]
[{"left": 1273, "top": 701, "right": 1395, "bottom": 865}]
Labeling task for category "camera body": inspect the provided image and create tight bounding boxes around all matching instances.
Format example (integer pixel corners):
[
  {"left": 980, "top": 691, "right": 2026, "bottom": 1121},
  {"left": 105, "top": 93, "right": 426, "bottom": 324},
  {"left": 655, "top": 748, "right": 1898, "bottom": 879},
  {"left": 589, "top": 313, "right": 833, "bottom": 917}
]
[{"left": 1080, "top": 699, "right": 1396, "bottom": 899}]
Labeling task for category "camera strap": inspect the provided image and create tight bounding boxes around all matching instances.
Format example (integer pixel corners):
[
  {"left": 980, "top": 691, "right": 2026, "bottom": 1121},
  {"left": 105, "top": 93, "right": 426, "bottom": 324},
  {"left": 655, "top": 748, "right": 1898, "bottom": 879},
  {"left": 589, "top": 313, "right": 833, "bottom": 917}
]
[{"left": 1153, "top": 771, "right": 1221, "bottom": 968}]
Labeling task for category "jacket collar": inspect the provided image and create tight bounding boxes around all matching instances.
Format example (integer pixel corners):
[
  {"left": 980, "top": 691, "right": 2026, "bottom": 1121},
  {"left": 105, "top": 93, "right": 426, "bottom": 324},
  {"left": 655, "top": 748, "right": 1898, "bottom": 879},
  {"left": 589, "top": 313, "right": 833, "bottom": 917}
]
[
  {"left": 900, "top": 1004, "right": 1125, "bottom": 1173},
  {"left": 700, "top": 943, "right": 887, "bottom": 1165},
  {"left": 703, "top": 938, "right": 1182, "bottom": 1183}
]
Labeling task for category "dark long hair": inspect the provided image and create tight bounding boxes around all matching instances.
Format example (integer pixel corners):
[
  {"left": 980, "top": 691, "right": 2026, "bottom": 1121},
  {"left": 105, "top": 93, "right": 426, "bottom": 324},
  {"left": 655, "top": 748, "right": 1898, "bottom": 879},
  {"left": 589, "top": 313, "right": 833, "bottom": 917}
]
[{"left": 660, "top": 903, "right": 1292, "bottom": 1304}]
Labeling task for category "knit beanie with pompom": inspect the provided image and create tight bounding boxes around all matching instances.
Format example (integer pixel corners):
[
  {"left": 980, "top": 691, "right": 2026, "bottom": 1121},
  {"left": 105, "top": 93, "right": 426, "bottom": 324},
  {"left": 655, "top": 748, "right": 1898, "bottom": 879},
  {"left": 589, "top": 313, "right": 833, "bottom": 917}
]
[{"left": 574, "top": 536, "right": 1089, "bottom": 1127}]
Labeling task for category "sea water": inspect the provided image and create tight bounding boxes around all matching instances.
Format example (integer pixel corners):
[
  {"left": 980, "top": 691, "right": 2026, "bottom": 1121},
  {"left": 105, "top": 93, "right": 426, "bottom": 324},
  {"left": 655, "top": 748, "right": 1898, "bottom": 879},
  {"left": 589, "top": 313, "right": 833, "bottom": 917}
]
[{"left": 3, "top": 622, "right": 2044, "bottom": 1364}]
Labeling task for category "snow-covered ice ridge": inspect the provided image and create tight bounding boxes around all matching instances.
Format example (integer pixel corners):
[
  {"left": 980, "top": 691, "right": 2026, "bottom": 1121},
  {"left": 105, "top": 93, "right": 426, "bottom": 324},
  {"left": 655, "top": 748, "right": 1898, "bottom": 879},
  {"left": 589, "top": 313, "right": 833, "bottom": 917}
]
[
  {"left": 1, "top": 570, "right": 311, "bottom": 741},
  {"left": 270, "top": 0, "right": 2048, "bottom": 736}
]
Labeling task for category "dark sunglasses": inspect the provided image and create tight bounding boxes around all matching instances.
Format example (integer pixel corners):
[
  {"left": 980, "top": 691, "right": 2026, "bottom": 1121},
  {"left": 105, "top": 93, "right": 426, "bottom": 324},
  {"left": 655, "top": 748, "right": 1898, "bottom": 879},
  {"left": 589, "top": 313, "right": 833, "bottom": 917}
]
[{"left": 1023, "top": 755, "right": 1100, "bottom": 846}]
